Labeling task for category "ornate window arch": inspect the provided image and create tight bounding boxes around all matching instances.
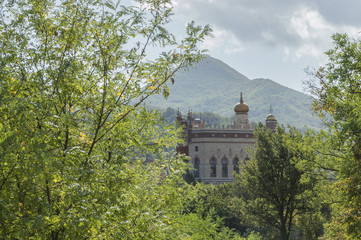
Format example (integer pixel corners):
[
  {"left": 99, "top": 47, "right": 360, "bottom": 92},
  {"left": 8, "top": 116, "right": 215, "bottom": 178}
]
[
  {"left": 233, "top": 157, "right": 240, "bottom": 174},
  {"left": 194, "top": 157, "right": 200, "bottom": 178},
  {"left": 221, "top": 157, "right": 228, "bottom": 177},
  {"left": 209, "top": 157, "right": 217, "bottom": 177}
]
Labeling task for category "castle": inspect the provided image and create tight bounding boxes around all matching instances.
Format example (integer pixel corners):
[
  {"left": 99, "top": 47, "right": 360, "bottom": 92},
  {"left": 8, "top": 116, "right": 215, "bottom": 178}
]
[{"left": 176, "top": 93, "right": 277, "bottom": 184}]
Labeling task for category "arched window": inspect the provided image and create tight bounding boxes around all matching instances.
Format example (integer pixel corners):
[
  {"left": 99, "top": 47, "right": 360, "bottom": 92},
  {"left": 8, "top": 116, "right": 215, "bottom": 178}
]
[
  {"left": 210, "top": 157, "right": 216, "bottom": 177},
  {"left": 233, "top": 157, "right": 239, "bottom": 174},
  {"left": 222, "top": 157, "right": 228, "bottom": 177},
  {"left": 194, "top": 158, "right": 200, "bottom": 178}
]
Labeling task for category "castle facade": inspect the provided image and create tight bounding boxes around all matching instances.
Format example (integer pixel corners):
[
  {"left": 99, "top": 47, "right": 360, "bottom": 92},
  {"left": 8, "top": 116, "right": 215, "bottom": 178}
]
[{"left": 176, "top": 93, "right": 277, "bottom": 184}]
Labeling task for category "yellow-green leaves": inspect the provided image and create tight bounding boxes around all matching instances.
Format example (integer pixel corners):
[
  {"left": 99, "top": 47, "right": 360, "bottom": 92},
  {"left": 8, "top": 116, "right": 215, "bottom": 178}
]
[
  {"left": 0, "top": 0, "right": 212, "bottom": 238},
  {"left": 305, "top": 33, "right": 361, "bottom": 239}
]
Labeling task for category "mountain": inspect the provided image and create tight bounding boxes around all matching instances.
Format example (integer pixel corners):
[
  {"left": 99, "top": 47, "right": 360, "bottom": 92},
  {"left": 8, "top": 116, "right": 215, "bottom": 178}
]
[{"left": 148, "top": 56, "right": 322, "bottom": 130}]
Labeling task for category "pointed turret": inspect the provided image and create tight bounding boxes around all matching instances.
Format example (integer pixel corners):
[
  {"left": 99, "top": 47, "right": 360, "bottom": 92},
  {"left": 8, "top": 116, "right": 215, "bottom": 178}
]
[{"left": 265, "top": 105, "right": 277, "bottom": 131}]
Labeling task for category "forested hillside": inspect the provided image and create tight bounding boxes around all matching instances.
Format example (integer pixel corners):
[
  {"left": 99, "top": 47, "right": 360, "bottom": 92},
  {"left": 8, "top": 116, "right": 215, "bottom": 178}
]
[{"left": 149, "top": 56, "right": 321, "bottom": 130}]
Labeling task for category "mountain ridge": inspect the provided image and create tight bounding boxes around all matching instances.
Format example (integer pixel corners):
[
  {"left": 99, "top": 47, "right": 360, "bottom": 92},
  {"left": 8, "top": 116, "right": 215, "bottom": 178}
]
[{"left": 148, "top": 56, "right": 321, "bottom": 130}]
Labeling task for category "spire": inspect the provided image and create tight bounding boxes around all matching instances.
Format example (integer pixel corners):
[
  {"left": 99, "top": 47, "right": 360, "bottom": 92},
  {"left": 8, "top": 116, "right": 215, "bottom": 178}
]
[
  {"left": 269, "top": 104, "right": 273, "bottom": 114},
  {"left": 187, "top": 109, "right": 192, "bottom": 121},
  {"left": 177, "top": 108, "right": 182, "bottom": 119},
  {"left": 187, "top": 109, "right": 193, "bottom": 127},
  {"left": 234, "top": 91, "right": 249, "bottom": 114}
]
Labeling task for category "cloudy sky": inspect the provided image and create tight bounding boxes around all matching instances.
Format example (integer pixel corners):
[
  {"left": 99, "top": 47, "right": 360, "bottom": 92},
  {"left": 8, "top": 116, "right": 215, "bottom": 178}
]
[{"left": 170, "top": 0, "right": 361, "bottom": 92}]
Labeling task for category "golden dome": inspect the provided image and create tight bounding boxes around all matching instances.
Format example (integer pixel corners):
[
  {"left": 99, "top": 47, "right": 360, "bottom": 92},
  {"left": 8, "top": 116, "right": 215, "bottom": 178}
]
[
  {"left": 266, "top": 114, "right": 276, "bottom": 121},
  {"left": 234, "top": 92, "right": 249, "bottom": 113}
]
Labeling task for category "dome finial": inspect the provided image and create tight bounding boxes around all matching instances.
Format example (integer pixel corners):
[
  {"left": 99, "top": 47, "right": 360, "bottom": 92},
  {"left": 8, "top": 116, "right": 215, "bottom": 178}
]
[
  {"left": 266, "top": 104, "right": 276, "bottom": 121},
  {"left": 234, "top": 92, "right": 249, "bottom": 113}
]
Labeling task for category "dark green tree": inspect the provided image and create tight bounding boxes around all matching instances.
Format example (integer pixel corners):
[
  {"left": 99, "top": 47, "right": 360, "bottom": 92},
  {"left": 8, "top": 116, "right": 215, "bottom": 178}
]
[
  {"left": 233, "top": 125, "right": 316, "bottom": 240},
  {"left": 196, "top": 183, "right": 247, "bottom": 233}
]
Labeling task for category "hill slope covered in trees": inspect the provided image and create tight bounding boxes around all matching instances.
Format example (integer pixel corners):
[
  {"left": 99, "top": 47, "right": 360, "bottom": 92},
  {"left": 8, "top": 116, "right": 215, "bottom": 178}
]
[{"left": 149, "top": 56, "right": 321, "bottom": 129}]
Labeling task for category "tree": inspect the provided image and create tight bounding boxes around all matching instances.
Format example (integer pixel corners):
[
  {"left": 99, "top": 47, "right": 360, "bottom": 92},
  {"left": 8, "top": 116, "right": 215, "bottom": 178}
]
[
  {"left": 233, "top": 125, "right": 316, "bottom": 240},
  {"left": 0, "top": 0, "right": 212, "bottom": 238},
  {"left": 306, "top": 33, "right": 361, "bottom": 239},
  {"left": 198, "top": 183, "right": 248, "bottom": 234}
]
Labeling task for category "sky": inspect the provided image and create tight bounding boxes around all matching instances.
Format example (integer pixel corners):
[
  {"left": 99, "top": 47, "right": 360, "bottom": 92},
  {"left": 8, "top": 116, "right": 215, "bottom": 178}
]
[{"left": 169, "top": 0, "right": 361, "bottom": 92}]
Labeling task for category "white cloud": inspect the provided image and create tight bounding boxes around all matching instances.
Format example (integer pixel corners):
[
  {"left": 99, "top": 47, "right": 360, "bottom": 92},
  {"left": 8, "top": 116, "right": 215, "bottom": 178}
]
[
  {"left": 201, "top": 28, "right": 245, "bottom": 55},
  {"left": 283, "top": 47, "right": 290, "bottom": 62},
  {"left": 261, "top": 32, "right": 276, "bottom": 43},
  {"left": 295, "top": 44, "right": 323, "bottom": 58},
  {"left": 170, "top": 0, "right": 361, "bottom": 91},
  {"left": 172, "top": 0, "right": 361, "bottom": 51},
  {"left": 286, "top": 7, "right": 334, "bottom": 58},
  {"left": 289, "top": 8, "right": 333, "bottom": 39}
]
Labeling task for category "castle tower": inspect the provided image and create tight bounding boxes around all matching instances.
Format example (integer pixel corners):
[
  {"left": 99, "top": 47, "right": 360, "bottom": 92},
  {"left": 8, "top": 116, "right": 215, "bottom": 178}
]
[
  {"left": 265, "top": 105, "right": 277, "bottom": 131},
  {"left": 176, "top": 109, "right": 183, "bottom": 126},
  {"left": 233, "top": 92, "right": 251, "bottom": 129},
  {"left": 187, "top": 110, "right": 193, "bottom": 126}
]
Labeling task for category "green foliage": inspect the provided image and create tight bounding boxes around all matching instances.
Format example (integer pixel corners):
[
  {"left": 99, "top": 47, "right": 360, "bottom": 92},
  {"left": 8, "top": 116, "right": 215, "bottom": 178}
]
[
  {"left": 195, "top": 183, "right": 248, "bottom": 234},
  {"left": 172, "top": 209, "right": 241, "bottom": 240},
  {"left": 239, "top": 232, "right": 263, "bottom": 240},
  {"left": 306, "top": 33, "right": 361, "bottom": 239},
  {"left": 232, "top": 125, "right": 317, "bottom": 240},
  {"left": 0, "top": 0, "right": 215, "bottom": 238},
  {"left": 161, "top": 107, "right": 178, "bottom": 123},
  {"left": 175, "top": 183, "right": 244, "bottom": 239}
]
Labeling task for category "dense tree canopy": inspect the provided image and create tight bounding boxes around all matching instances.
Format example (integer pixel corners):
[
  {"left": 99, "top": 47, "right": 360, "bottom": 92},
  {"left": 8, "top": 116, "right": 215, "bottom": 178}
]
[
  {"left": 232, "top": 125, "right": 316, "bottom": 240},
  {"left": 306, "top": 33, "right": 361, "bottom": 239},
  {"left": 0, "top": 0, "right": 217, "bottom": 238}
]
